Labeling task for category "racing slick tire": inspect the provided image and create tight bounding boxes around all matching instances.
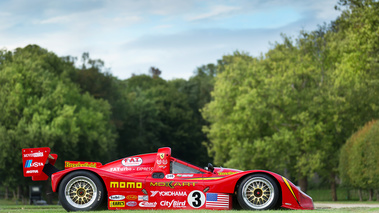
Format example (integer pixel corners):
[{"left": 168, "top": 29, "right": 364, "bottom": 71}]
[
  {"left": 58, "top": 171, "right": 105, "bottom": 211},
  {"left": 237, "top": 173, "right": 279, "bottom": 210}
]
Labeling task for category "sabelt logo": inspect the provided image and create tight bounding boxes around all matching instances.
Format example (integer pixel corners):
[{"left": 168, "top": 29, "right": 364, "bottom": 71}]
[
  {"left": 110, "top": 182, "right": 143, "bottom": 189},
  {"left": 126, "top": 195, "right": 137, "bottom": 200},
  {"left": 109, "top": 201, "right": 125, "bottom": 207},
  {"left": 150, "top": 181, "right": 196, "bottom": 189},
  {"left": 23, "top": 152, "right": 44, "bottom": 158},
  {"left": 109, "top": 195, "right": 125, "bottom": 201},
  {"left": 26, "top": 170, "right": 38, "bottom": 174},
  {"left": 139, "top": 201, "right": 157, "bottom": 208},
  {"left": 122, "top": 157, "right": 142, "bottom": 166},
  {"left": 151, "top": 191, "right": 187, "bottom": 197}
]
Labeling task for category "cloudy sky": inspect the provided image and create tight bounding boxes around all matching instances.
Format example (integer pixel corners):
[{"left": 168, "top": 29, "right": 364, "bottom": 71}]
[{"left": 0, "top": 0, "right": 341, "bottom": 80}]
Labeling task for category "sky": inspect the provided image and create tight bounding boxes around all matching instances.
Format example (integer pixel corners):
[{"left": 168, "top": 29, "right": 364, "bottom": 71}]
[{"left": 0, "top": 0, "right": 341, "bottom": 80}]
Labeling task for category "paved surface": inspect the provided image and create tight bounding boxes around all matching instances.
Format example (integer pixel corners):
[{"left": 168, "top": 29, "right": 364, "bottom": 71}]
[{"left": 315, "top": 202, "right": 379, "bottom": 209}]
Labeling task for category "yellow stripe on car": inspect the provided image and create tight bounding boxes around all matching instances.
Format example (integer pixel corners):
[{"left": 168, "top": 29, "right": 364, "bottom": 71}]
[{"left": 282, "top": 177, "right": 299, "bottom": 203}]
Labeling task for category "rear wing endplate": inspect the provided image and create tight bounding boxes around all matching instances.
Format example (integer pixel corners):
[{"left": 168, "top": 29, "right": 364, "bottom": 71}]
[{"left": 22, "top": 147, "right": 58, "bottom": 181}]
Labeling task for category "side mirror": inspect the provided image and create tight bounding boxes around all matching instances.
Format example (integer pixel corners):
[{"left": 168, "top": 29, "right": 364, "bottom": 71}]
[{"left": 207, "top": 163, "right": 214, "bottom": 173}]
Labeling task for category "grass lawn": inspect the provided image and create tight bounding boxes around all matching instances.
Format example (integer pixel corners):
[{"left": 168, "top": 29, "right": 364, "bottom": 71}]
[{"left": 1, "top": 201, "right": 379, "bottom": 213}]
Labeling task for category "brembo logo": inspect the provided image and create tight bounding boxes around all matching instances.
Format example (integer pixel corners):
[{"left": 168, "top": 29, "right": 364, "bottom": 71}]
[{"left": 126, "top": 195, "right": 137, "bottom": 200}]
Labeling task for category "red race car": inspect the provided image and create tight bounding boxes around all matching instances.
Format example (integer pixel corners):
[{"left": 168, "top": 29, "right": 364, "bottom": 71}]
[{"left": 22, "top": 147, "right": 313, "bottom": 211}]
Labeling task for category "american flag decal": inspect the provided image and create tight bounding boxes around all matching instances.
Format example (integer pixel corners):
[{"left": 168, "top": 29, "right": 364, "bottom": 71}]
[{"left": 206, "top": 193, "right": 229, "bottom": 209}]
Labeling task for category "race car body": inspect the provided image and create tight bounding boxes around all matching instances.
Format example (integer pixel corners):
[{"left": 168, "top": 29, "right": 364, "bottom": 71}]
[{"left": 22, "top": 147, "right": 313, "bottom": 211}]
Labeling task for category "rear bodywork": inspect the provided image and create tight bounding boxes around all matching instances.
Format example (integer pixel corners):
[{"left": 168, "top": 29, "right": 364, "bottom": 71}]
[{"left": 22, "top": 147, "right": 313, "bottom": 210}]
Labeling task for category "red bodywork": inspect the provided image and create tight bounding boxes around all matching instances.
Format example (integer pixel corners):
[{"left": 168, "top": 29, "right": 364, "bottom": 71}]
[{"left": 22, "top": 147, "right": 313, "bottom": 210}]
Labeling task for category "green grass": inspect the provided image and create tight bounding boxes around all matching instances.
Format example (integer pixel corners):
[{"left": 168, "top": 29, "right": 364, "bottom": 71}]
[{"left": 1, "top": 204, "right": 379, "bottom": 213}]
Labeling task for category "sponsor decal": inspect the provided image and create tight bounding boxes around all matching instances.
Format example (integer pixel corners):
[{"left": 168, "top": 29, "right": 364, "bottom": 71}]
[
  {"left": 165, "top": 174, "right": 175, "bottom": 179},
  {"left": 110, "top": 167, "right": 132, "bottom": 172},
  {"left": 139, "top": 201, "right": 157, "bottom": 208},
  {"left": 125, "top": 195, "right": 137, "bottom": 200},
  {"left": 150, "top": 181, "right": 196, "bottom": 189},
  {"left": 126, "top": 201, "right": 137, "bottom": 207},
  {"left": 26, "top": 170, "right": 38, "bottom": 174},
  {"left": 151, "top": 191, "right": 187, "bottom": 197},
  {"left": 122, "top": 157, "right": 142, "bottom": 166},
  {"left": 109, "top": 195, "right": 126, "bottom": 201},
  {"left": 110, "top": 182, "right": 143, "bottom": 189},
  {"left": 176, "top": 174, "right": 193, "bottom": 178},
  {"left": 109, "top": 201, "right": 125, "bottom": 207},
  {"left": 109, "top": 167, "right": 153, "bottom": 172},
  {"left": 206, "top": 193, "right": 229, "bottom": 209},
  {"left": 159, "top": 153, "right": 165, "bottom": 159},
  {"left": 138, "top": 195, "right": 149, "bottom": 201},
  {"left": 65, "top": 161, "right": 98, "bottom": 168},
  {"left": 23, "top": 152, "right": 44, "bottom": 158},
  {"left": 24, "top": 160, "right": 43, "bottom": 168},
  {"left": 160, "top": 200, "right": 186, "bottom": 208},
  {"left": 218, "top": 172, "right": 238, "bottom": 175},
  {"left": 137, "top": 167, "right": 153, "bottom": 171}
]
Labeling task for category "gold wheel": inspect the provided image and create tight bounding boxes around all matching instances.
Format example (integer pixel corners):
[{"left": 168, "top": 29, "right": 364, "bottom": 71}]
[
  {"left": 64, "top": 176, "right": 97, "bottom": 209},
  {"left": 239, "top": 175, "right": 278, "bottom": 210}
]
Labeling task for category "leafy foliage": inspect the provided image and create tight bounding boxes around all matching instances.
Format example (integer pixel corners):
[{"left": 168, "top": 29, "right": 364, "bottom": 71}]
[
  {"left": 202, "top": 0, "right": 379, "bottom": 193},
  {"left": 339, "top": 120, "right": 379, "bottom": 189},
  {"left": 0, "top": 45, "right": 116, "bottom": 189}
]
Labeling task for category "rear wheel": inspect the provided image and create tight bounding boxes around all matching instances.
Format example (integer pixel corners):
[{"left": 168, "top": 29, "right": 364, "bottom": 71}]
[
  {"left": 58, "top": 171, "right": 105, "bottom": 211},
  {"left": 237, "top": 174, "right": 279, "bottom": 210}
]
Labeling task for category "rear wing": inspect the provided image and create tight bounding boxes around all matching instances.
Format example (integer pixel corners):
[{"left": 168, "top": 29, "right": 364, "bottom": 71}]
[{"left": 22, "top": 147, "right": 58, "bottom": 181}]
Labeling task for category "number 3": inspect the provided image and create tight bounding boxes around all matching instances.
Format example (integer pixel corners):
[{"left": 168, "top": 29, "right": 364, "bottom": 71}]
[{"left": 188, "top": 190, "right": 205, "bottom": 208}]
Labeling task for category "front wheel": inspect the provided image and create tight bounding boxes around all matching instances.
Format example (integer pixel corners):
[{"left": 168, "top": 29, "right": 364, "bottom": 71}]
[
  {"left": 58, "top": 171, "right": 105, "bottom": 211},
  {"left": 237, "top": 174, "right": 279, "bottom": 210}
]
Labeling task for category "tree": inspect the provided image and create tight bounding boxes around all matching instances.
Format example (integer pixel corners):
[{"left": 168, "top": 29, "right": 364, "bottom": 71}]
[
  {"left": 117, "top": 73, "right": 210, "bottom": 166},
  {"left": 202, "top": 0, "right": 379, "bottom": 195},
  {"left": 340, "top": 120, "right": 379, "bottom": 200},
  {"left": 149, "top": 66, "right": 162, "bottom": 79},
  {"left": 0, "top": 45, "right": 116, "bottom": 198},
  {"left": 202, "top": 48, "right": 328, "bottom": 193}
]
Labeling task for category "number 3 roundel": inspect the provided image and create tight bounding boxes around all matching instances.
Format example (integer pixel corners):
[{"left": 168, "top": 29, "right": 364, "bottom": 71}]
[{"left": 188, "top": 190, "right": 205, "bottom": 208}]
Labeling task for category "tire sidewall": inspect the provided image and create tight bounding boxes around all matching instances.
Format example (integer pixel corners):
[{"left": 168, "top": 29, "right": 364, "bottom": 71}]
[
  {"left": 237, "top": 173, "right": 279, "bottom": 210},
  {"left": 58, "top": 170, "right": 105, "bottom": 212}
]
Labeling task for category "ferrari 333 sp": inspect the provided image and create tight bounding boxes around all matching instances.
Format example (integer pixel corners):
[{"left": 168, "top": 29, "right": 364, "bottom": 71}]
[{"left": 22, "top": 147, "right": 313, "bottom": 211}]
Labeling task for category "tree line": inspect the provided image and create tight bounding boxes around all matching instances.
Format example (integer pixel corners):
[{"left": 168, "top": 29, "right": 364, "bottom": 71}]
[
  {"left": 0, "top": 45, "right": 216, "bottom": 199},
  {"left": 202, "top": 0, "right": 379, "bottom": 201},
  {"left": 0, "top": 0, "right": 378, "bottom": 201}
]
